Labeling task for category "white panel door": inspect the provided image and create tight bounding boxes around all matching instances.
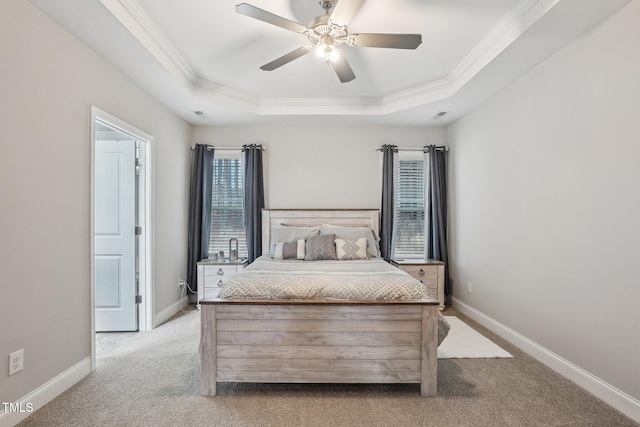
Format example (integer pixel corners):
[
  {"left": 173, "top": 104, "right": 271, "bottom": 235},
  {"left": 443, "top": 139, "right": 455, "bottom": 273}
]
[{"left": 95, "top": 140, "right": 137, "bottom": 331}]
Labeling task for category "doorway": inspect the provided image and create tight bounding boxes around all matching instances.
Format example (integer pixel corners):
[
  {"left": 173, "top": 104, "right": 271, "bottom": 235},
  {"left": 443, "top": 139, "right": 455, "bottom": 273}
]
[{"left": 90, "top": 107, "right": 152, "bottom": 369}]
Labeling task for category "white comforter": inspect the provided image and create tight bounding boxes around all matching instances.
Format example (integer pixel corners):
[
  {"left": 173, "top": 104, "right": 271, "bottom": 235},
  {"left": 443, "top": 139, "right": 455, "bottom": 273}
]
[{"left": 219, "top": 256, "right": 432, "bottom": 300}]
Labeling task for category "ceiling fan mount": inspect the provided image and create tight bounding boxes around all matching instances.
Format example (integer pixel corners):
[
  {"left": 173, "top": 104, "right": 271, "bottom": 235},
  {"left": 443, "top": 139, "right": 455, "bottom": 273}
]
[
  {"left": 306, "top": 13, "right": 347, "bottom": 62},
  {"left": 318, "top": 0, "right": 336, "bottom": 12},
  {"left": 236, "top": 0, "right": 422, "bottom": 83}
]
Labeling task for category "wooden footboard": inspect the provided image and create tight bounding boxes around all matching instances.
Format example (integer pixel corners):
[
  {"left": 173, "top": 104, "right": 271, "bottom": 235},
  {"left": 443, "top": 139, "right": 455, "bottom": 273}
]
[{"left": 200, "top": 299, "right": 438, "bottom": 396}]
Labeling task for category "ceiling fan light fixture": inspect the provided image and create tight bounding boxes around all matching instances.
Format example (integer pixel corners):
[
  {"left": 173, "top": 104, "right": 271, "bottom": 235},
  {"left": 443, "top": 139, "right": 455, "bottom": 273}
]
[
  {"left": 315, "top": 35, "right": 339, "bottom": 62},
  {"left": 236, "top": 0, "right": 422, "bottom": 82},
  {"left": 315, "top": 44, "right": 340, "bottom": 62}
]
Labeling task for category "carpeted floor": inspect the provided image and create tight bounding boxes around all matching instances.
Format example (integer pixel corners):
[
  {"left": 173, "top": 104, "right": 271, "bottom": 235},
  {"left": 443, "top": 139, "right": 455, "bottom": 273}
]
[{"left": 17, "top": 306, "right": 638, "bottom": 427}]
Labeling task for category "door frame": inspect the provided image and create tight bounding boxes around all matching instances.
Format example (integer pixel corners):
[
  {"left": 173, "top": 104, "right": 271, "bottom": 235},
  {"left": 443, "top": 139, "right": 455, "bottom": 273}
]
[{"left": 90, "top": 106, "right": 153, "bottom": 371}]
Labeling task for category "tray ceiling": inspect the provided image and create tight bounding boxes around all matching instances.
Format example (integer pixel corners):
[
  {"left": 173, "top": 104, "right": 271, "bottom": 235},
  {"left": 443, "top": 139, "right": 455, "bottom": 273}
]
[{"left": 30, "top": 0, "right": 630, "bottom": 126}]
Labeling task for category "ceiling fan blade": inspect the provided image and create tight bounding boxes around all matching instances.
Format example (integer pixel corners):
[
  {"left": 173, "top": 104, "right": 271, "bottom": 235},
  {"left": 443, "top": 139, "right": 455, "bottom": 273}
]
[
  {"left": 236, "top": 3, "right": 307, "bottom": 33},
  {"left": 329, "top": 0, "right": 365, "bottom": 27},
  {"left": 350, "top": 33, "right": 422, "bottom": 49},
  {"left": 260, "top": 47, "right": 311, "bottom": 71},
  {"left": 331, "top": 55, "right": 356, "bottom": 83}
]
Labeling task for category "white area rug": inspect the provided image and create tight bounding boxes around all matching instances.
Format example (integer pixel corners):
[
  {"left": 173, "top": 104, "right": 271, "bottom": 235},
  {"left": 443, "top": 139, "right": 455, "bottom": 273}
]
[{"left": 438, "top": 316, "right": 513, "bottom": 359}]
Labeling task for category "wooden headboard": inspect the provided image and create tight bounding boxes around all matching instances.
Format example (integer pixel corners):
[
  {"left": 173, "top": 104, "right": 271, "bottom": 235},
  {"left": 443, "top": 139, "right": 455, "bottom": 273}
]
[{"left": 261, "top": 209, "right": 380, "bottom": 255}]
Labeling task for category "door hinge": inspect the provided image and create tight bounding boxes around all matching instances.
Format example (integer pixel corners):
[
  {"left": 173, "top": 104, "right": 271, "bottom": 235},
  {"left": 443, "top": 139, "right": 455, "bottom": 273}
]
[
  {"left": 135, "top": 295, "right": 142, "bottom": 304},
  {"left": 135, "top": 140, "right": 141, "bottom": 176},
  {"left": 135, "top": 226, "right": 142, "bottom": 235}
]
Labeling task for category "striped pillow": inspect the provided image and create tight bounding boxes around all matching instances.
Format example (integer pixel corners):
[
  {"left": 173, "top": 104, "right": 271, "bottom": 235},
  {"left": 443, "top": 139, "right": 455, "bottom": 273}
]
[{"left": 273, "top": 240, "right": 305, "bottom": 260}]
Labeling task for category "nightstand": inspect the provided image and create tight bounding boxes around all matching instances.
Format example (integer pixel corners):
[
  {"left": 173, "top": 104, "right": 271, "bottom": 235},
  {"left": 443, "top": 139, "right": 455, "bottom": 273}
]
[
  {"left": 197, "top": 258, "right": 248, "bottom": 307},
  {"left": 391, "top": 258, "right": 445, "bottom": 310}
]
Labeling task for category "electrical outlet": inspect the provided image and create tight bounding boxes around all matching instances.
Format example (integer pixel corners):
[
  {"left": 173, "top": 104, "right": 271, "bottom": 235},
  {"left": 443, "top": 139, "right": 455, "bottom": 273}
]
[
  {"left": 467, "top": 282, "right": 473, "bottom": 294},
  {"left": 9, "top": 349, "right": 24, "bottom": 376},
  {"left": 178, "top": 277, "right": 185, "bottom": 288}
]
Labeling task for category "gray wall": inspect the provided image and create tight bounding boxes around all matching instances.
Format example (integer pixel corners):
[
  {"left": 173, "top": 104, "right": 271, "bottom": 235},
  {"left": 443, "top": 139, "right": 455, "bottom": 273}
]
[
  {"left": 192, "top": 125, "right": 446, "bottom": 209},
  {"left": 3, "top": 0, "right": 639, "bottom": 419},
  {"left": 447, "top": 1, "right": 640, "bottom": 401},
  {"left": 0, "top": 0, "right": 191, "bottom": 406}
]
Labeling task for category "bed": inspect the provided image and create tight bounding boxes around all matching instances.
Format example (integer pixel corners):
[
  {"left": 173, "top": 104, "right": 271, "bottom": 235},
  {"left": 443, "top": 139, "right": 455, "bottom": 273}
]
[{"left": 200, "top": 209, "right": 448, "bottom": 396}]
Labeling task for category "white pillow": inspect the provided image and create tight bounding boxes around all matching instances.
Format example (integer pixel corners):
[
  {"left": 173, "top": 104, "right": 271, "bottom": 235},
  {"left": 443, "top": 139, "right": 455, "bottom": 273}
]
[{"left": 335, "top": 238, "right": 368, "bottom": 260}]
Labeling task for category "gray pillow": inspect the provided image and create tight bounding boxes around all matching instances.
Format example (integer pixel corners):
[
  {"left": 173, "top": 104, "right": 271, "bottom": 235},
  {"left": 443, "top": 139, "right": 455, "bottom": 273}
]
[
  {"left": 304, "top": 234, "right": 337, "bottom": 261},
  {"left": 320, "top": 225, "right": 381, "bottom": 258},
  {"left": 269, "top": 226, "right": 320, "bottom": 255}
]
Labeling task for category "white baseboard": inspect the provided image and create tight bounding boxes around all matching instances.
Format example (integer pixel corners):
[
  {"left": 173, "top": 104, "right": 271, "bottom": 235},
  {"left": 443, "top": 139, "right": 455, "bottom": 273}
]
[
  {"left": 453, "top": 297, "right": 640, "bottom": 424},
  {"left": 0, "top": 357, "right": 91, "bottom": 427},
  {"left": 153, "top": 295, "right": 189, "bottom": 328}
]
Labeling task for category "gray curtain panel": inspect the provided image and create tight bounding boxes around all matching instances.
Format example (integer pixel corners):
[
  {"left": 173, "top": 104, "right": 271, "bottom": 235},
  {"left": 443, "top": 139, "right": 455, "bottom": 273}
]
[
  {"left": 380, "top": 144, "right": 397, "bottom": 262},
  {"left": 425, "top": 145, "right": 451, "bottom": 302},
  {"left": 187, "top": 144, "right": 214, "bottom": 293},
  {"left": 243, "top": 144, "right": 265, "bottom": 263}
]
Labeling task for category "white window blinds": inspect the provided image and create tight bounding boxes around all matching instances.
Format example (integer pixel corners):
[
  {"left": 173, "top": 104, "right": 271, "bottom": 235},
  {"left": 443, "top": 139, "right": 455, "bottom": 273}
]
[
  {"left": 208, "top": 157, "right": 248, "bottom": 258},
  {"left": 394, "top": 158, "right": 425, "bottom": 258}
]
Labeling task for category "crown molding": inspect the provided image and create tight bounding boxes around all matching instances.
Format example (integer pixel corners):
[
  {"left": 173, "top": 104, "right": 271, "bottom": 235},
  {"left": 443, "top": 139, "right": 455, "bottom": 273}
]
[
  {"left": 100, "top": 0, "right": 198, "bottom": 83},
  {"left": 448, "top": 0, "right": 558, "bottom": 83}
]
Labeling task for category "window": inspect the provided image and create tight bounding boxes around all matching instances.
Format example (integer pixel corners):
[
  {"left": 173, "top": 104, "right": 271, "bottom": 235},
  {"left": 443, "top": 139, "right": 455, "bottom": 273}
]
[
  {"left": 394, "top": 153, "right": 426, "bottom": 258},
  {"left": 208, "top": 153, "right": 248, "bottom": 258}
]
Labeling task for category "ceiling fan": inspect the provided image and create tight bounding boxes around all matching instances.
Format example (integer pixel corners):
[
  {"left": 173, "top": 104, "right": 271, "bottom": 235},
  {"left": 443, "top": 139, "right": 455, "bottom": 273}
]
[{"left": 235, "top": 0, "right": 422, "bottom": 83}]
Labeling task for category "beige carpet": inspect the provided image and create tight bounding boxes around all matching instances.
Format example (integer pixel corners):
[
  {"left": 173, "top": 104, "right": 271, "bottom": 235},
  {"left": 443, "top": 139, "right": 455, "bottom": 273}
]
[
  {"left": 16, "top": 306, "right": 638, "bottom": 427},
  {"left": 438, "top": 316, "right": 513, "bottom": 359}
]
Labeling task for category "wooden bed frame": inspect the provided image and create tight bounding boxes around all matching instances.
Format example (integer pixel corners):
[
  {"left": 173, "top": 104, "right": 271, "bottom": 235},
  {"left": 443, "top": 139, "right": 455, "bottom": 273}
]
[{"left": 200, "top": 209, "right": 439, "bottom": 396}]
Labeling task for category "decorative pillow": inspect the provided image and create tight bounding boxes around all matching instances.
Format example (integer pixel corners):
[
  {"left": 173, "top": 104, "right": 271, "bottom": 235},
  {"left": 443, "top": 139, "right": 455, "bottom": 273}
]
[
  {"left": 269, "top": 226, "right": 320, "bottom": 255},
  {"left": 320, "top": 225, "right": 381, "bottom": 258},
  {"left": 335, "top": 238, "right": 368, "bottom": 260},
  {"left": 274, "top": 240, "right": 305, "bottom": 260},
  {"left": 304, "top": 234, "right": 337, "bottom": 261}
]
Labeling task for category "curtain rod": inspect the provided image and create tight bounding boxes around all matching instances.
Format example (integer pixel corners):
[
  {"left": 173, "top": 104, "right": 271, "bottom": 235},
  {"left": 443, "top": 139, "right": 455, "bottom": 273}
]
[
  {"left": 375, "top": 145, "right": 448, "bottom": 152},
  {"left": 190, "top": 145, "right": 266, "bottom": 151}
]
